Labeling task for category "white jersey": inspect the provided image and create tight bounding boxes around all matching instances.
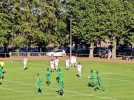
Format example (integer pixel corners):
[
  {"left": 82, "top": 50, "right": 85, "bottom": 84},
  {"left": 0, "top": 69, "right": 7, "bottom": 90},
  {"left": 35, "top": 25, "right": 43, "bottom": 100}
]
[
  {"left": 54, "top": 58, "right": 59, "bottom": 69},
  {"left": 0, "top": 61, "right": 5, "bottom": 67},
  {"left": 23, "top": 58, "right": 28, "bottom": 69},
  {"left": 50, "top": 60, "right": 54, "bottom": 70},
  {"left": 71, "top": 56, "right": 77, "bottom": 64},
  {"left": 77, "top": 64, "right": 82, "bottom": 72},
  {"left": 65, "top": 59, "right": 70, "bottom": 68},
  {"left": 24, "top": 58, "right": 28, "bottom": 65}
]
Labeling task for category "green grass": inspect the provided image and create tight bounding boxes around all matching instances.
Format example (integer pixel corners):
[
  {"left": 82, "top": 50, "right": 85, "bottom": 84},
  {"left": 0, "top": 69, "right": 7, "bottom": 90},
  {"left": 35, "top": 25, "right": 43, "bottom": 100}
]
[{"left": 0, "top": 60, "right": 134, "bottom": 100}]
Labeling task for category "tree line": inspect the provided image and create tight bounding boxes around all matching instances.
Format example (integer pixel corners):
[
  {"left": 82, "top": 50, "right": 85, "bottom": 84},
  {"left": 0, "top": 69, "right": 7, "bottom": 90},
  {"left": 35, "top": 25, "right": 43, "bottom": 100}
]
[{"left": 0, "top": 0, "right": 134, "bottom": 59}]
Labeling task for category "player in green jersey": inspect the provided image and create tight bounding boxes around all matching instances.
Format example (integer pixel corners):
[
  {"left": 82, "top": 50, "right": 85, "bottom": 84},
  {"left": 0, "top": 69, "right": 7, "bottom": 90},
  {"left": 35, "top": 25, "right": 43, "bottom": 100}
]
[
  {"left": 88, "top": 69, "right": 97, "bottom": 87},
  {"left": 36, "top": 73, "right": 44, "bottom": 94},
  {"left": 46, "top": 68, "right": 52, "bottom": 86},
  {"left": 56, "top": 68, "right": 64, "bottom": 96},
  {"left": 0, "top": 66, "right": 5, "bottom": 85},
  {"left": 56, "top": 68, "right": 62, "bottom": 83},
  {"left": 88, "top": 70, "right": 104, "bottom": 91},
  {"left": 94, "top": 71, "right": 104, "bottom": 91}
]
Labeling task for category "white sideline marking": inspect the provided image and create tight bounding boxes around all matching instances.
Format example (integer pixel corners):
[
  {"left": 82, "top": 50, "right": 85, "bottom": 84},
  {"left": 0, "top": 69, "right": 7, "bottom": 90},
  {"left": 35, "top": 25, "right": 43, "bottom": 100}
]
[
  {"left": 0, "top": 86, "right": 24, "bottom": 93},
  {"left": 104, "top": 72, "right": 134, "bottom": 77},
  {"left": 105, "top": 77, "right": 132, "bottom": 82},
  {"left": 103, "top": 72, "right": 134, "bottom": 82}
]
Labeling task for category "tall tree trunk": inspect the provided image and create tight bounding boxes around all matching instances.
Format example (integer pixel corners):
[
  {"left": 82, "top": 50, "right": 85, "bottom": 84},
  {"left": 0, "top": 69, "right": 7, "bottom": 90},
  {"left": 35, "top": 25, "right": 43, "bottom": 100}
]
[
  {"left": 89, "top": 42, "right": 94, "bottom": 58},
  {"left": 112, "top": 39, "right": 117, "bottom": 59}
]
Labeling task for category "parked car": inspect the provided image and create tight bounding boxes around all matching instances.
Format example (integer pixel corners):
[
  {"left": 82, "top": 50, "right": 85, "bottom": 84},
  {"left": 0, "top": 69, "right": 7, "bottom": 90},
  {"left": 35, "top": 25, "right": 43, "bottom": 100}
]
[
  {"left": 46, "top": 49, "right": 66, "bottom": 57},
  {"left": 76, "top": 49, "right": 90, "bottom": 57},
  {"left": 94, "top": 47, "right": 108, "bottom": 58},
  {"left": 64, "top": 47, "right": 76, "bottom": 55},
  {"left": 116, "top": 46, "right": 132, "bottom": 56}
]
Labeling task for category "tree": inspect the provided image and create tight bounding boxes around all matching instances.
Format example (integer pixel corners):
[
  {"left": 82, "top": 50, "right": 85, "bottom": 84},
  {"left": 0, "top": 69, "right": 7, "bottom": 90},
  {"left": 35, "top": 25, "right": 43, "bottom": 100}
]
[
  {"left": 0, "top": 0, "right": 133, "bottom": 54},
  {"left": 55, "top": 0, "right": 70, "bottom": 47},
  {"left": 0, "top": 0, "right": 13, "bottom": 47},
  {"left": 101, "top": 0, "right": 134, "bottom": 59},
  {"left": 8, "top": 0, "right": 60, "bottom": 48},
  {"left": 67, "top": 0, "right": 106, "bottom": 58},
  {"left": 67, "top": 0, "right": 134, "bottom": 59}
]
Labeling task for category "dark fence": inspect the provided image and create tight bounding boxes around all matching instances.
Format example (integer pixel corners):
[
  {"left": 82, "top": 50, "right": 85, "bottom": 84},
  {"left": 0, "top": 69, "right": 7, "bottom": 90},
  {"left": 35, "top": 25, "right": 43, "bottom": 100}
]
[
  {"left": 0, "top": 46, "right": 134, "bottom": 61},
  {"left": 0, "top": 52, "right": 133, "bottom": 61}
]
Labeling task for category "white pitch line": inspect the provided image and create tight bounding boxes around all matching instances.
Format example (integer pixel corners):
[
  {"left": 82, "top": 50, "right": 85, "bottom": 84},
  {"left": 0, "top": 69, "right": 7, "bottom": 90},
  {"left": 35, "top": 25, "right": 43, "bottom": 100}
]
[
  {"left": 103, "top": 72, "right": 134, "bottom": 78},
  {"left": 105, "top": 77, "right": 132, "bottom": 82},
  {"left": 99, "top": 96, "right": 117, "bottom": 100},
  {"left": 0, "top": 86, "right": 27, "bottom": 93}
]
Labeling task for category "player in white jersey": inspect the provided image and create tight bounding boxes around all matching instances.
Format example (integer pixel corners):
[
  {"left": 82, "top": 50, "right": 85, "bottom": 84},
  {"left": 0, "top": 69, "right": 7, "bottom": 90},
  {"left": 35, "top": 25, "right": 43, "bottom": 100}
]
[
  {"left": 70, "top": 55, "right": 77, "bottom": 67},
  {"left": 50, "top": 59, "right": 54, "bottom": 71},
  {"left": 65, "top": 58, "right": 70, "bottom": 70},
  {"left": 0, "top": 61, "right": 5, "bottom": 67},
  {"left": 23, "top": 57, "right": 28, "bottom": 70},
  {"left": 76, "top": 62, "right": 82, "bottom": 78},
  {"left": 54, "top": 57, "right": 59, "bottom": 70}
]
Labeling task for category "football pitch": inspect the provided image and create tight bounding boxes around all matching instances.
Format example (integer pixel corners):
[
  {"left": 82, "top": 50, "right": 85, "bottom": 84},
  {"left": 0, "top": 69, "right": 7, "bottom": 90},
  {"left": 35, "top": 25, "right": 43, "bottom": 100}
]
[{"left": 0, "top": 60, "right": 134, "bottom": 100}]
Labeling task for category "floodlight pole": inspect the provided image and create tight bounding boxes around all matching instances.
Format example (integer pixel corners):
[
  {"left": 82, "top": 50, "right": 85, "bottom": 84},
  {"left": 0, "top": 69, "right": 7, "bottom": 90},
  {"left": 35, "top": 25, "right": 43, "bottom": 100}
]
[{"left": 69, "top": 16, "right": 72, "bottom": 60}]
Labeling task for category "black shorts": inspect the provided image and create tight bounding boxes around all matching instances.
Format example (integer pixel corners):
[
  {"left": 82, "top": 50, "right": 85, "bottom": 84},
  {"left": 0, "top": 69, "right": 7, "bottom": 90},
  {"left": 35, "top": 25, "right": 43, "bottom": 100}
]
[{"left": 38, "top": 88, "right": 42, "bottom": 93}]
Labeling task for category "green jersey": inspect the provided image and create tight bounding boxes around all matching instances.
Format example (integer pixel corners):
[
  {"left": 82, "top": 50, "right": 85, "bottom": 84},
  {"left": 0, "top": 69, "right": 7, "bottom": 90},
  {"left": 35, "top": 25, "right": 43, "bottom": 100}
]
[
  {"left": 58, "top": 71, "right": 63, "bottom": 80},
  {"left": 88, "top": 71, "right": 98, "bottom": 86},
  {"left": 59, "top": 79, "right": 64, "bottom": 89},
  {"left": 90, "top": 71, "right": 97, "bottom": 79},
  {"left": 46, "top": 70, "right": 51, "bottom": 81},
  {"left": 97, "top": 75, "right": 101, "bottom": 85},
  {"left": 0, "top": 67, "right": 4, "bottom": 78},
  {"left": 36, "top": 78, "right": 44, "bottom": 89},
  {"left": 56, "top": 70, "right": 64, "bottom": 89},
  {"left": 96, "top": 73, "right": 104, "bottom": 90}
]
